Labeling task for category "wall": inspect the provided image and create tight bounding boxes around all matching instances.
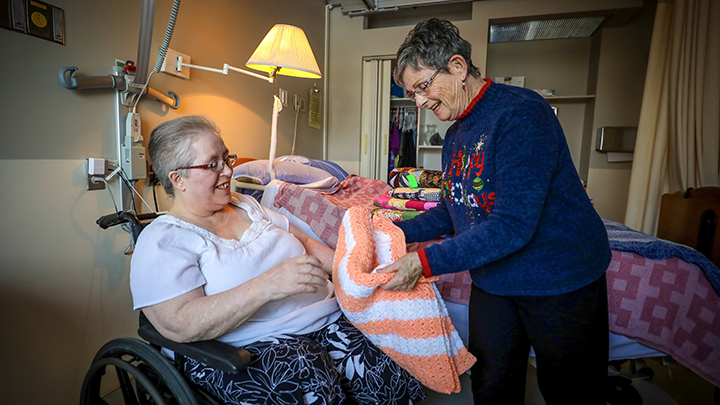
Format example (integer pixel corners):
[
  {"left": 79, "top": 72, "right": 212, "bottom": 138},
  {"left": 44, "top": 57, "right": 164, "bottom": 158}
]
[
  {"left": 326, "top": 0, "right": 651, "bottom": 223},
  {"left": 486, "top": 38, "right": 593, "bottom": 179},
  {"left": 0, "top": 1, "right": 326, "bottom": 404},
  {"left": 587, "top": 0, "right": 657, "bottom": 223}
]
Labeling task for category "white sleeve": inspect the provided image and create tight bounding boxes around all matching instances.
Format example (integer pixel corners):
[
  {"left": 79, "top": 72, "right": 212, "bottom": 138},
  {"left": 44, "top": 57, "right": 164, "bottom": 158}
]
[
  {"left": 263, "top": 205, "right": 290, "bottom": 232},
  {"left": 130, "top": 221, "right": 207, "bottom": 310},
  {"left": 235, "top": 192, "right": 290, "bottom": 232}
]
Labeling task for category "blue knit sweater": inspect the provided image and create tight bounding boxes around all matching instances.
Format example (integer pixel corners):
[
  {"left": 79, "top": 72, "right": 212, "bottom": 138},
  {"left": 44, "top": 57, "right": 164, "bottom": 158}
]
[{"left": 397, "top": 81, "right": 611, "bottom": 296}]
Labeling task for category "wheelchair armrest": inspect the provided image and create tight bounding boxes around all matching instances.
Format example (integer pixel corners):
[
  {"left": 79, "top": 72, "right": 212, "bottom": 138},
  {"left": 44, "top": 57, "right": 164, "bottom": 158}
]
[{"left": 138, "top": 323, "right": 253, "bottom": 374}]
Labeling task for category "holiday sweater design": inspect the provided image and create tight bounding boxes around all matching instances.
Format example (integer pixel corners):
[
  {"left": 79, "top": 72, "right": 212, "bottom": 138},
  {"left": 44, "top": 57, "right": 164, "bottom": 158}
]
[
  {"left": 397, "top": 81, "right": 611, "bottom": 296},
  {"left": 442, "top": 144, "right": 495, "bottom": 219}
]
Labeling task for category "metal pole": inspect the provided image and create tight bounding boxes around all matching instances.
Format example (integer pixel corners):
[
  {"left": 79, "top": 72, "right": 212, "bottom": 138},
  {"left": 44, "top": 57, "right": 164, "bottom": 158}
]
[{"left": 135, "top": 0, "right": 156, "bottom": 85}]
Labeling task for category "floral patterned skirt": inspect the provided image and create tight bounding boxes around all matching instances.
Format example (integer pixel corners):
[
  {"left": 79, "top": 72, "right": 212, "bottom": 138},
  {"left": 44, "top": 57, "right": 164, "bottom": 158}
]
[{"left": 184, "top": 315, "right": 427, "bottom": 404}]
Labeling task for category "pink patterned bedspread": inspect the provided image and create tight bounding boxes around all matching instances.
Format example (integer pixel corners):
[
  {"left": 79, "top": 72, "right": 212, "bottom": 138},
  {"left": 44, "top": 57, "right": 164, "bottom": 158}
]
[
  {"left": 607, "top": 250, "right": 720, "bottom": 387},
  {"left": 273, "top": 175, "right": 391, "bottom": 249},
  {"left": 273, "top": 182, "right": 720, "bottom": 387}
]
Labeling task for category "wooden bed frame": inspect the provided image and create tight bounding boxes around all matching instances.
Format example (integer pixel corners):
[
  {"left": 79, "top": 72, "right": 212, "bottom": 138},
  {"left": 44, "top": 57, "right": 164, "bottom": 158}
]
[{"left": 657, "top": 186, "right": 720, "bottom": 267}]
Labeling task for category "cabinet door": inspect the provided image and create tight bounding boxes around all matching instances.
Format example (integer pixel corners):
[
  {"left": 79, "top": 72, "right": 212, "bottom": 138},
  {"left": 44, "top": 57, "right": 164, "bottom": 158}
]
[
  {"left": 360, "top": 60, "right": 379, "bottom": 179},
  {"left": 376, "top": 59, "right": 392, "bottom": 181},
  {"left": 359, "top": 59, "right": 392, "bottom": 181}
]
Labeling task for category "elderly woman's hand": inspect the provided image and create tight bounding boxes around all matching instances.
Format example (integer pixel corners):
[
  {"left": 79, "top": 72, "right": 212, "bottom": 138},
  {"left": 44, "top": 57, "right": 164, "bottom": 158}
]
[
  {"left": 262, "top": 254, "right": 330, "bottom": 300},
  {"left": 377, "top": 252, "right": 423, "bottom": 291}
]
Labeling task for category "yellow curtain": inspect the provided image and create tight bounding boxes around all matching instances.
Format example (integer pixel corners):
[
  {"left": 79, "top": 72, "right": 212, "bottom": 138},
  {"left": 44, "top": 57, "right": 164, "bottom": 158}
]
[{"left": 625, "top": 0, "right": 720, "bottom": 234}]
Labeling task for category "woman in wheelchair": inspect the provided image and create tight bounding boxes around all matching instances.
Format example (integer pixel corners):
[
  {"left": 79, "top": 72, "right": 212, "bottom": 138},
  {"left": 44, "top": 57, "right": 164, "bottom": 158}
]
[{"left": 131, "top": 115, "right": 426, "bottom": 405}]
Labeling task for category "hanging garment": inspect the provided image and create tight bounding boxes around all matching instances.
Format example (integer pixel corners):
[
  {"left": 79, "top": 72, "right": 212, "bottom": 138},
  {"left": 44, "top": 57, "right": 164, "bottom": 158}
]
[
  {"left": 388, "top": 120, "right": 400, "bottom": 173},
  {"left": 397, "top": 129, "right": 417, "bottom": 168}
]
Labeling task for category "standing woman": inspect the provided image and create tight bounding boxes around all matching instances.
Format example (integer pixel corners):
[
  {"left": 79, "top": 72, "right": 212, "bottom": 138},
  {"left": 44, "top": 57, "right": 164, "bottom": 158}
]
[{"left": 379, "top": 19, "right": 611, "bottom": 404}]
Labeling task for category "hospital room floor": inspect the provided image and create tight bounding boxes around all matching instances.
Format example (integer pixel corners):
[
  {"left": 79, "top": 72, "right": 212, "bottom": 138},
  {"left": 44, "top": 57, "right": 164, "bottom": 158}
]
[
  {"left": 421, "top": 358, "right": 718, "bottom": 405},
  {"left": 101, "top": 357, "right": 717, "bottom": 404}
]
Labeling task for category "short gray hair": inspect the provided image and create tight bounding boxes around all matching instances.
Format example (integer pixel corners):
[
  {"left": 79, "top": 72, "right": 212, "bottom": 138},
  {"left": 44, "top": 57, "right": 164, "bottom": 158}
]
[
  {"left": 148, "top": 115, "right": 220, "bottom": 196},
  {"left": 394, "top": 18, "right": 481, "bottom": 87}
]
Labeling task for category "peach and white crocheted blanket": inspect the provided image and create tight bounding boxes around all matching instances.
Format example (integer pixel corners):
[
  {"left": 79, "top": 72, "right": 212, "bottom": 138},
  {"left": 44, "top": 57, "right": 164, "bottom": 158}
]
[{"left": 333, "top": 206, "right": 476, "bottom": 394}]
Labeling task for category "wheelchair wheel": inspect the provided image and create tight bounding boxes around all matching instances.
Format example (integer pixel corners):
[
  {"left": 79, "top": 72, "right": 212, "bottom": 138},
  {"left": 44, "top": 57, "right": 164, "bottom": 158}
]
[{"left": 80, "top": 337, "right": 197, "bottom": 405}]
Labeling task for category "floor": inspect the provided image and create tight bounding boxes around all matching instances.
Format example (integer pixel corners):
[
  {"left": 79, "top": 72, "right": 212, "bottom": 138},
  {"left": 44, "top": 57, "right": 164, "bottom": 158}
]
[
  {"left": 102, "top": 356, "right": 717, "bottom": 404},
  {"left": 421, "top": 358, "right": 718, "bottom": 405}
]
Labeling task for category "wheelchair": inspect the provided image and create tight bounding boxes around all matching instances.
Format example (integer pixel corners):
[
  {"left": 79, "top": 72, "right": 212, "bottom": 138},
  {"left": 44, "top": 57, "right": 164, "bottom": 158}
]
[{"left": 81, "top": 211, "right": 253, "bottom": 405}]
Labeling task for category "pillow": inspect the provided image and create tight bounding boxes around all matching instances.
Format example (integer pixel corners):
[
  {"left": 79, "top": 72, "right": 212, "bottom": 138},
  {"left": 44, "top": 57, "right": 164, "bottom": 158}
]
[
  {"left": 275, "top": 155, "right": 313, "bottom": 166},
  {"left": 274, "top": 155, "right": 349, "bottom": 181},
  {"left": 233, "top": 160, "right": 335, "bottom": 185},
  {"left": 308, "top": 159, "right": 349, "bottom": 181}
]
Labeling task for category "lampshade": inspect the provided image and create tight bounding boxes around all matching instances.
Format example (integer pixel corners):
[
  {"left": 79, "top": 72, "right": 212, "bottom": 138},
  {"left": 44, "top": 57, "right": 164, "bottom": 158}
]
[{"left": 246, "top": 24, "right": 322, "bottom": 79}]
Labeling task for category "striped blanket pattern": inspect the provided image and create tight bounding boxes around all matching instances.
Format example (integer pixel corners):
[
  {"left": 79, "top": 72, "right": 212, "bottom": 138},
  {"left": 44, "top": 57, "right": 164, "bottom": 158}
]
[{"left": 333, "top": 206, "right": 476, "bottom": 394}]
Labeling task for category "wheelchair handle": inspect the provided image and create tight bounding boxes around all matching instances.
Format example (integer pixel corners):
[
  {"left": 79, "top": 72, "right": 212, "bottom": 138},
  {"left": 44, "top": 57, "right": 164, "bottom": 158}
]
[
  {"left": 97, "top": 212, "right": 160, "bottom": 229},
  {"left": 97, "top": 211, "right": 140, "bottom": 229},
  {"left": 97, "top": 211, "right": 160, "bottom": 243}
]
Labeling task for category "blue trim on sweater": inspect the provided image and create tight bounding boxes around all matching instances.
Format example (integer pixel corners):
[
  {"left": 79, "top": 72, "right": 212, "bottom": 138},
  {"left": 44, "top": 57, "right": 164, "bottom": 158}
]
[{"left": 397, "top": 82, "right": 611, "bottom": 296}]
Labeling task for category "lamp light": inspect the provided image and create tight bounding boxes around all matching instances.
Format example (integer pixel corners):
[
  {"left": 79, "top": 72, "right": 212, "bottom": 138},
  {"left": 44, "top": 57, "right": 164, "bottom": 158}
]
[
  {"left": 246, "top": 24, "right": 322, "bottom": 80},
  {"left": 171, "top": 24, "right": 321, "bottom": 181}
]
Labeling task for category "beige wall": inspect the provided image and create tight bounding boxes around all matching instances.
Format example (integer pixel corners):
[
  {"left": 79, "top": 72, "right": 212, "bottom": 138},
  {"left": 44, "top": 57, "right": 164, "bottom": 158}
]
[
  {"left": 486, "top": 38, "right": 593, "bottom": 178},
  {"left": 0, "top": 1, "right": 326, "bottom": 404},
  {"left": 587, "top": 0, "right": 657, "bottom": 223},
  {"left": 326, "top": 0, "right": 652, "bottom": 223}
]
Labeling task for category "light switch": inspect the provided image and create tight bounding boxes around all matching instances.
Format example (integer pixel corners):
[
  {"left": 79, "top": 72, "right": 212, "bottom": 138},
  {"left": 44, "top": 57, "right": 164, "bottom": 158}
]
[{"left": 278, "top": 88, "right": 289, "bottom": 107}]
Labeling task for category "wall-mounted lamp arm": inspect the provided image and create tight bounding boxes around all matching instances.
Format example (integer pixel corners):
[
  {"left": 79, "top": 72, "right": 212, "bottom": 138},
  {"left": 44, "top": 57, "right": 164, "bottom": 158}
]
[
  {"left": 175, "top": 57, "right": 274, "bottom": 83},
  {"left": 226, "top": 64, "right": 274, "bottom": 83}
]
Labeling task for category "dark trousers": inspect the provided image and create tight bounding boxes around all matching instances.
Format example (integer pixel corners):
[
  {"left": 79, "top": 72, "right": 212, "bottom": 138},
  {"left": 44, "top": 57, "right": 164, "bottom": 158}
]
[{"left": 468, "top": 273, "right": 608, "bottom": 405}]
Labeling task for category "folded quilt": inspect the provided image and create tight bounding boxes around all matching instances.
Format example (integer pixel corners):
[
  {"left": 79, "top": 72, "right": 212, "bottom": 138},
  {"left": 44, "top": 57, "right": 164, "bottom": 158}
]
[
  {"left": 388, "top": 187, "right": 442, "bottom": 202},
  {"left": 388, "top": 168, "right": 443, "bottom": 189},
  {"left": 371, "top": 208, "right": 422, "bottom": 222},
  {"left": 374, "top": 193, "right": 440, "bottom": 212},
  {"left": 333, "top": 206, "right": 476, "bottom": 394}
]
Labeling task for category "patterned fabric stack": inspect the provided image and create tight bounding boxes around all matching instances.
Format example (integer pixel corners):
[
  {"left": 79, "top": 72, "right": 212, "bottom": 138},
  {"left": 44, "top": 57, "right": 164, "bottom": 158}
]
[
  {"left": 333, "top": 206, "right": 476, "bottom": 394},
  {"left": 387, "top": 167, "right": 443, "bottom": 189},
  {"left": 373, "top": 168, "right": 445, "bottom": 222}
]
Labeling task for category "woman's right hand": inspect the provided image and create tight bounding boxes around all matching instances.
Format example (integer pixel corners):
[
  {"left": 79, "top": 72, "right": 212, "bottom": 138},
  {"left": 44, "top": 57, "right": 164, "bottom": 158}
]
[{"left": 261, "top": 254, "right": 329, "bottom": 300}]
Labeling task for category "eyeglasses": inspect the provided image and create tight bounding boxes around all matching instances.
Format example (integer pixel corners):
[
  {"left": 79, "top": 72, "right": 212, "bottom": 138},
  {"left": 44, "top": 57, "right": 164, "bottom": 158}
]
[
  {"left": 406, "top": 68, "right": 443, "bottom": 101},
  {"left": 174, "top": 154, "right": 237, "bottom": 172}
]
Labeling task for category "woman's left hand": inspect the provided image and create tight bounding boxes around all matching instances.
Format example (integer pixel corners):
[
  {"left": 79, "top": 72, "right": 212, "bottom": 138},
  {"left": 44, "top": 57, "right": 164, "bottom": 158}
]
[{"left": 377, "top": 252, "right": 423, "bottom": 291}]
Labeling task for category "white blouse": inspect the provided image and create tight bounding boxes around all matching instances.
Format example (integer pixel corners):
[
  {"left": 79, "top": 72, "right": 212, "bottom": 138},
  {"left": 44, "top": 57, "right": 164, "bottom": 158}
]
[{"left": 130, "top": 193, "right": 340, "bottom": 347}]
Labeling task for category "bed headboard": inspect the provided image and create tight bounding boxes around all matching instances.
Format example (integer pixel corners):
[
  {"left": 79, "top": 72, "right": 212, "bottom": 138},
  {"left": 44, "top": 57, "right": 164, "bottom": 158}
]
[{"left": 657, "top": 187, "right": 720, "bottom": 267}]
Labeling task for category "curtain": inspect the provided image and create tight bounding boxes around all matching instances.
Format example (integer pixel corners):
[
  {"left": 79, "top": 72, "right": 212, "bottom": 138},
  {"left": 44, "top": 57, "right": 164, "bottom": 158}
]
[{"left": 625, "top": 0, "right": 720, "bottom": 235}]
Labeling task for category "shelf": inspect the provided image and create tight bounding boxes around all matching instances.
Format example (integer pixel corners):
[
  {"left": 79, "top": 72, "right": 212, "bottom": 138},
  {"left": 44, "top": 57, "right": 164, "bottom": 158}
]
[
  {"left": 543, "top": 95, "right": 596, "bottom": 102},
  {"left": 418, "top": 145, "right": 442, "bottom": 149},
  {"left": 390, "top": 97, "right": 415, "bottom": 104}
]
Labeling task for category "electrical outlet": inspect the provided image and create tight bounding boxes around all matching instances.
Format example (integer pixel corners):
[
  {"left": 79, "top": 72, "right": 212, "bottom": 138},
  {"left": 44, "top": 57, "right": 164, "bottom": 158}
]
[
  {"left": 293, "top": 94, "right": 306, "bottom": 112},
  {"left": 161, "top": 48, "right": 191, "bottom": 79},
  {"left": 86, "top": 159, "right": 106, "bottom": 191}
]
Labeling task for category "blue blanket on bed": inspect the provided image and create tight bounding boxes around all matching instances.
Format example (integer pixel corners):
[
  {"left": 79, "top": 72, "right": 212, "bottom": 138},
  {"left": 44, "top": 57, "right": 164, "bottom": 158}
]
[{"left": 604, "top": 219, "right": 720, "bottom": 295}]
